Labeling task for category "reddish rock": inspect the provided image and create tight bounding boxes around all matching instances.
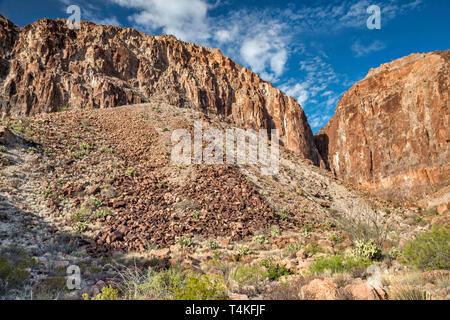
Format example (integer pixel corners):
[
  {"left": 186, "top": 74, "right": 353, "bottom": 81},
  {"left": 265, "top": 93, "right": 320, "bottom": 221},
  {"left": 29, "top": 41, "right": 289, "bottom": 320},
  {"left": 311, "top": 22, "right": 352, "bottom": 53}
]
[
  {"left": 151, "top": 248, "right": 170, "bottom": 258},
  {"left": 344, "top": 279, "right": 386, "bottom": 300},
  {"left": 0, "top": 15, "right": 322, "bottom": 165},
  {"left": 436, "top": 203, "right": 449, "bottom": 215},
  {"left": 86, "top": 185, "right": 100, "bottom": 195},
  {"left": 315, "top": 51, "right": 450, "bottom": 202},
  {"left": 301, "top": 278, "right": 339, "bottom": 300},
  {"left": 112, "top": 199, "right": 125, "bottom": 208}
]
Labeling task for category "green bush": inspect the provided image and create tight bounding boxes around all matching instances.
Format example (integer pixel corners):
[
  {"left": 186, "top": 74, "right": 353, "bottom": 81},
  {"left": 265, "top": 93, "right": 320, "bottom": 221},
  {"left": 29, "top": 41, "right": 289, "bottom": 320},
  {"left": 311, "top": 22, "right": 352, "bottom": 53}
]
[
  {"left": 401, "top": 226, "right": 450, "bottom": 270},
  {"left": 275, "top": 208, "right": 290, "bottom": 221},
  {"left": 270, "top": 225, "right": 281, "bottom": 236},
  {"left": 351, "top": 239, "right": 382, "bottom": 261},
  {"left": 84, "top": 286, "right": 119, "bottom": 300},
  {"left": 267, "top": 264, "right": 291, "bottom": 281},
  {"left": 178, "top": 236, "right": 192, "bottom": 247},
  {"left": 206, "top": 240, "right": 219, "bottom": 250},
  {"left": 125, "top": 168, "right": 137, "bottom": 177},
  {"left": 253, "top": 235, "right": 269, "bottom": 244},
  {"left": 72, "top": 208, "right": 91, "bottom": 222},
  {"left": 79, "top": 142, "right": 92, "bottom": 150},
  {"left": 0, "top": 246, "right": 36, "bottom": 293},
  {"left": 191, "top": 210, "right": 202, "bottom": 219},
  {"left": 136, "top": 266, "right": 187, "bottom": 299},
  {"left": 237, "top": 246, "right": 252, "bottom": 257},
  {"left": 231, "top": 265, "right": 267, "bottom": 285},
  {"left": 172, "top": 274, "right": 229, "bottom": 300},
  {"left": 309, "top": 254, "right": 371, "bottom": 275},
  {"left": 133, "top": 267, "right": 228, "bottom": 300},
  {"left": 260, "top": 258, "right": 292, "bottom": 281},
  {"left": 73, "top": 222, "right": 87, "bottom": 232},
  {"left": 284, "top": 243, "right": 302, "bottom": 257},
  {"left": 303, "top": 241, "right": 323, "bottom": 257}
]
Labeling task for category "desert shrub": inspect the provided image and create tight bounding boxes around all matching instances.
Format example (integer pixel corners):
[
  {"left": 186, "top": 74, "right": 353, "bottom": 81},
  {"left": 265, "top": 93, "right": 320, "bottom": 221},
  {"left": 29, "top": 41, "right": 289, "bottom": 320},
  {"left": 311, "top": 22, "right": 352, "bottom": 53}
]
[
  {"left": 123, "top": 265, "right": 228, "bottom": 300},
  {"left": 401, "top": 226, "right": 450, "bottom": 270},
  {"left": 178, "top": 236, "right": 192, "bottom": 247},
  {"left": 270, "top": 225, "right": 281, "bottom": 236},
  {"left": 275, "top": 207, "right": 290, "bottom": 221},
  {"left": 299, "top": 226, "right": 311, "bottom": 238},
  {"left": 0, "top": 246, "right": 37, "bottom": 293},
  {"left": 9, "top": 122, "right": 24, "bottom": 134},
  {"left": 309, "top": 254, "right": 371, "bottom": 275},
  {"left": 90, "top": 198, "right": 102, "bottom": 208},
  {"left": 351, "top": 239, "right": 382, "bottom": 261},
  {"left": 72, "top": 208, "right": 91, "bottom": 222},
  {"left": 95, "top": 209, "right": 111, "bottom": 219},
  {"left": 172, "top": 274, "right": 229, "bottom": 300},
  {"left": 73, "top": 222, "right": 87, "bottom": 232},
  {"left": 206, "top": 240, "right": 219, "bottom": 250},
  {"left": 333, "top": 204, "right": 390, "bottom": 247},
  {"left": 84, "top": 286, "right": 119, "bottom": 300},
  {"left": 388, "top": 286, "right": 432, "bottom": 300},
  {"left": 125, "top": 168, "right": 137, "bottom": 177},
  {"left": 230, "top": 265, "right": 267, "bottom": 285},
  {"left": 328, "top": 232, "right": 343, "bottom": 244},
  {"left": 117, "top": 265, "right": 184, "bottom": 299},
  {"left": 303, "top": 241, "right": 323, "bottom": 257},
  {"left": 284, "top": 243, "right": 302, "bottom": 257},
  {"left": 253, "top": 235, "right": 268, "bottom": 244},
  {"left": 260, "top": 258, "right": 292, "bottom": 281},
  {"left": 191, "top": 210, "right": 202, "bottom": 219},
  {"left": 237, "top": 246, "right": 252, "bottom": 257},
  {"left": 40, "top": 188, "right": 52, "bottom": 196},
  {"left": 387, "top": 247, "right": 402, "bottom": 260},
  {"left": 79, "top": 142, "right": 92, "bottom": 150},
  {"left": 100, "top": 147, "right": 115, "bottom": 154},
  {"left": 267, "top": 264, "right": 291, "bottom": 281}
]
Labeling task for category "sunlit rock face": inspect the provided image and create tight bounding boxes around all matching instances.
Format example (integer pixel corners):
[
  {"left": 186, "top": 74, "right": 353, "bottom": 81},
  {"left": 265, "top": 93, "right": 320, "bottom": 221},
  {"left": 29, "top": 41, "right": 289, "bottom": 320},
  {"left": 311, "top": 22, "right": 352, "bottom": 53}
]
[
  {"left": 0, "top": 16, "right": 322, "bottom": 165},
  {"left": 315, "top": 50, "right": 450, "bottom": 202}
]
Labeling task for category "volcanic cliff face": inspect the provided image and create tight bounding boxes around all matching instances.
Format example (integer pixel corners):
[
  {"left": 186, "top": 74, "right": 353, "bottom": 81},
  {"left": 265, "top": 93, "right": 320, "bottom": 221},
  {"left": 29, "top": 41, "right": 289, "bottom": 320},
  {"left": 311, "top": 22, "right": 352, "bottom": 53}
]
[
  {"left": 315, "top": 51, "right": 450, "bottom": 202},
  {"left": 0, "top": 16, "right": 322, "bottom": 165}
]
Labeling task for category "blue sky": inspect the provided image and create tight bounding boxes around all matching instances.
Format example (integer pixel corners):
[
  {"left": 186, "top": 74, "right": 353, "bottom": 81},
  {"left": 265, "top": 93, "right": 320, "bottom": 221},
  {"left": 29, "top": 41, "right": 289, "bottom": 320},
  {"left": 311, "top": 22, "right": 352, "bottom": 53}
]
[{"left": 1, "top": 0, "right": 449, "bottom": 133}]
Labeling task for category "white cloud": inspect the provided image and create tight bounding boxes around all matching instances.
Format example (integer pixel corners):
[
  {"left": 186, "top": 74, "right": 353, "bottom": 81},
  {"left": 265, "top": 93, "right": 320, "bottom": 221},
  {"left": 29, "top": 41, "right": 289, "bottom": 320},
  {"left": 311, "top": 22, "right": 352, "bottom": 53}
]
[
  {"left": 105, "top": 2, "right": 291, "bottom": 81},
  {"left": 58, "top": 0, "right": 121, "bottom": 26},
  {"left": 239, "top": 30, "right": 288, "bottom": 79},
  {"left": 351, "top": 39, "right": 386, "bottom": 57},
  {"left": 285, "top": 0, "right": 423, "bottom": 33},
  {"left": 105, "top": 0, "right": 422, "bottom": 84},
  {"left": 280, "top": 55, "right": 339, "bottom": 108},
  {"left": 280, "top": 83, "right": 310, "bottom": 106},
  {"left": 111, "top": 0, "right": 210, "bottom": 42}
]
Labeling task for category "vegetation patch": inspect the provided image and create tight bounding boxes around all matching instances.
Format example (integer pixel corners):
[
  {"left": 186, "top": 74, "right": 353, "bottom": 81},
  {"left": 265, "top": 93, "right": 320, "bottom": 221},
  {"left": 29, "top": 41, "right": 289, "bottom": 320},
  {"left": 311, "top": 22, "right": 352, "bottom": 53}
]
[
  {"left": 260, "top": 258, "right": 292, "bottom": 281},
  {"left": 401, "top": 226, "right": 449, "bottom": 270},
  {"left": 309, "top": 254, "right": 371, "bottom": 275},
  {"left": 0, "top": 246, "right": 37, "bottom": 294},
  {"left": 350, "top": 239, "right": 382, "bottom": 261}
]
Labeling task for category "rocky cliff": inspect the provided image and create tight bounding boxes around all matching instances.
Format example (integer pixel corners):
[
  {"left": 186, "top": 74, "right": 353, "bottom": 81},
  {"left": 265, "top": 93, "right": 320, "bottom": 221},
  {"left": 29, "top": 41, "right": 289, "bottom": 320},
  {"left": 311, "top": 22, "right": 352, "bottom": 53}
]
[
  {"left": 0, "top": 15, "right": 322, "bottom": 165},
  {"left": 315, "top": 51, "right": 450, "bottom": 202}
]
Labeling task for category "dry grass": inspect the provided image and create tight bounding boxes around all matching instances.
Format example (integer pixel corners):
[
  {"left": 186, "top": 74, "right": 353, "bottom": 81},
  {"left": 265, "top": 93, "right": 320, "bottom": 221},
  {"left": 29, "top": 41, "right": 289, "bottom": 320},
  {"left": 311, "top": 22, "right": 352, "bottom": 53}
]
[
  {"left": 380, "top": 271, "right": 449, "bottom": 300},
  {"left": 388, "top": 285, "right": 432, "bottom": 300}
]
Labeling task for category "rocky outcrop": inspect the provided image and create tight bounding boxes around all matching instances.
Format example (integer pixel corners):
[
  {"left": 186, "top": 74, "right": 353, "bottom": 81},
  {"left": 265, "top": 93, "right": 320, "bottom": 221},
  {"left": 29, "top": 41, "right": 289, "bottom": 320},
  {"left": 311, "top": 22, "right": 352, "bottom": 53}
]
[
  {"left": 0, "top": 15, "right": 322, "bottom": 165},
  {"left": 315, "top": 51, "right": 450, "bottom": 202}
]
